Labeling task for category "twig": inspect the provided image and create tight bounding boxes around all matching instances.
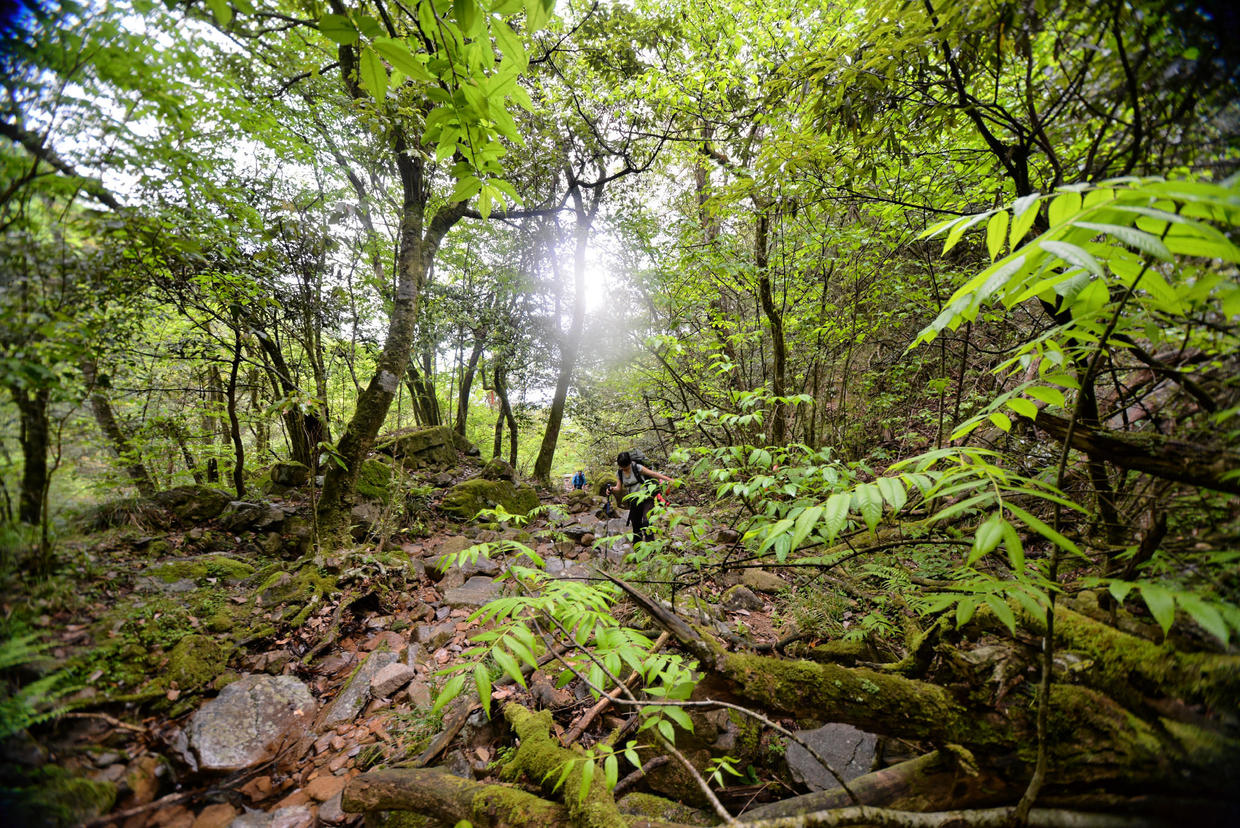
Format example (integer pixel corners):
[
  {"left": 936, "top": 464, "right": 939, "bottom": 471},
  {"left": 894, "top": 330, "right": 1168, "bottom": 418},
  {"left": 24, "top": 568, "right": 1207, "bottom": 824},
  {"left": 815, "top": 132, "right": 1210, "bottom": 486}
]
[
  {"left": 60, "top": 711, "right": 146, "bottom": 733},
  {"left": 612, "top": 755, "right": 670, "bottom": 797},
  {"left": 561, "top": 632, "right": 669, "bottom": 745}
]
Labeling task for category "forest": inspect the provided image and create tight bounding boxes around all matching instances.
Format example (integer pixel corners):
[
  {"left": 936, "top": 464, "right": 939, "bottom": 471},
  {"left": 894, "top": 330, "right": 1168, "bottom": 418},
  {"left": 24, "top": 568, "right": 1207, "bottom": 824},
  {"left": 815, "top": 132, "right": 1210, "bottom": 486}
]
[{"left": 1, "top": 0, "right": 1239, "bottom": 826}]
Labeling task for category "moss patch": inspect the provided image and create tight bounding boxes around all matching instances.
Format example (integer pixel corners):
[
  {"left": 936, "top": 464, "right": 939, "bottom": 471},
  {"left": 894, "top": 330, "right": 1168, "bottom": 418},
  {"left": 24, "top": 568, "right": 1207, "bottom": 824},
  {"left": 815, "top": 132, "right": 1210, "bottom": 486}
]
[
  {"left": 1, "top": 765, "right": 117, "bottom": 827},
  {"left": 356, "top": 457, "right": 399, "bottom": 501},
  {"left": 149, "top": 555, "right": 255, "bottom": 584},
  {"left": 440, "top": 479, "right": 539, "bottom": 521},
  {"left": 164, "top": 633, "right": 230, "bottom": 691}
]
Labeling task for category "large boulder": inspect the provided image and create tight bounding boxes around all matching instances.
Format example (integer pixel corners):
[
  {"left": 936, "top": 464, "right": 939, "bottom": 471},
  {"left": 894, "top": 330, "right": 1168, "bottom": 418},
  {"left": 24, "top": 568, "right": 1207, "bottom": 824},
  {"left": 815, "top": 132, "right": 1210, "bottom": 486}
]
[
  {"left": 219, "top": 501, "right": 286, "bottom": 533},
  {"left": 151, "top": 485, "right": 232, "bottom": 522},
  {"left": 376, "top": 426, "right": 459, "bottom": 468},
  {"left": 188, "top": 675, "right": 316, "bottom": 771},
  {"left": 785, "top": 723, "right": 878, "bottom": 790},
  {"left": 270, "top": 461, "right": 310, "bottom": 487},
  {"left": 480, "top": 457, "right": 515, "bottom": 481},
  {"left": 440, "top": 478, "right": 539, "bottom": 521}
]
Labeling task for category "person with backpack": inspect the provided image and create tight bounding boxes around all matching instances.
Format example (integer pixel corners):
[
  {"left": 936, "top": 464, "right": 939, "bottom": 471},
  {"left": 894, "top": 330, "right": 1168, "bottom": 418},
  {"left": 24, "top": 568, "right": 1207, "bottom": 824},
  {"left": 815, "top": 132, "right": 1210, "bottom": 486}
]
[
  {"left": 607, "top": 451, "right": 675, "bottom": 542},
  {"left": 572, "top": 469, "right": 586, "bottom": 490}
]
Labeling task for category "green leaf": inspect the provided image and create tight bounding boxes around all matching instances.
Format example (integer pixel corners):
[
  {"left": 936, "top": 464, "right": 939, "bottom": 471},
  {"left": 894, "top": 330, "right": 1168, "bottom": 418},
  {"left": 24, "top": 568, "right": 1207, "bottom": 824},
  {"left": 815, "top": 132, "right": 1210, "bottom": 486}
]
[
  {"left": 759, "top": 518, "right": 794, "bottom": 554},
  {"left": 986, "top": 211, "right": 1009, "bottom": 261},
  {"left": 450, "top": 175, "right": 483, "bottom": 203},
  {"left": 822, "top": 492, "right": 851, "bottom": 542},
  {"left": 454, "top": 0, "right": 481, "bottom": 35},
  {"left": 1025, "top": 385, "right": 1066, "bottom": 408},
  {"left": 968, "top": 514, "right": 1004, "bottom": 565},
  {"left": 432, "top": 673, "right": 466, "bottom": 714},
  {"left": 1000, "top": 518, "right": 1024, "bottom": 571},
  {"left": 1139, "top": 584, "right": 1176, "bottom": 636},
  {"left": 1107, "top": 580, "right": 1134, "bottom": 604},
  {"left": 663, "top": 705, "right": 693, "bottom": 731},
  {"left": 1005, "top": 504, "right": 1083, "bottom": 558},
  {"left": 853, "top": 483, "right": 883, "bottom": 533},
  {"left": 1047, "top": 190, "right": 1082, "bottom": 227},
  {"left": 474, "top": 664, "right": 492, "bottom": 713},
  {"left": 604, "top": 753, "right": 619, "bottom": 789},
  {"left": 525, "top": 0, "right": 550, "bottom": 31},
  {"left": 372, "top": 38, "right": 436, "bottom": 81},
  {"left": 205, "top": 0, "right": 233, "bottom": 26},
  {"left": 1010, "top": 193, "right": 1041, "bottom": 247},
  {"left": 956, "top": 597, "right": 978, "bottom": 627},
  {"left": 358, "top": 46, "right": 388, "bottom": 101},
  {"left": 578, "top": 758, "right": 594, "bottom": 803},
  {"left": 876, "top": 477, "right": 907, "bottom": 512},
  {"left": 492, "top": 19, "right": 527, "bottom": 69},
  {"left": 493, "top": 647, "right": 527, "bottom": 687},
  {"left": 1176, "top": 593, "right": 1229, "bottom": 644},
  {"left": 1073, "top": 221, "right": 1172, "bottom": 261},
  {"left": 984, "top": 594, "right": 1017, "bottom": 634},
  {"left": 319, "top": 13, "right": 358, "bottom": 44},
  {"left": 1005, "top": 397, "right": 1038, "bottom": 420},
  {"left": 790, "top": 505, "right": 823, "bottom": 552},
  {"left": 1040, "top": 240, "right": 1104, "bottom": 276},
  {"left": 943, "top": 212, "right": 989, "bottom": 254},
  {"left": 988, "top": 411, "right": 1012, "bottom": 432}
]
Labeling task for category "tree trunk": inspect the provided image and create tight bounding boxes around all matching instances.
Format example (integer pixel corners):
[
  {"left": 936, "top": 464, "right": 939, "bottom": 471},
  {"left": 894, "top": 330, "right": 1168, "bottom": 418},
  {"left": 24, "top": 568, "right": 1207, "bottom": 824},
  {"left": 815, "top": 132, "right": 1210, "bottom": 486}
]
[
  {"left": 406, "top": 349, "right": 442, "bottom": 427},
  {"left": 81, "top": 358, "right": 155, "bottom": 498},
  {"left": 455, "top": 335, "right": 485, "bottom": 437},
  {"left": 226, "top": 323, "right": 245, "bottom": 498},
  {"left": 754, "top": 209, "right": 787, "bottom": 445},
  {"left": 533, "top": 177, "right": 595, "bottom": 483},
  {"left": 10, "top": 384, "right": 49, "bottom": 525}
]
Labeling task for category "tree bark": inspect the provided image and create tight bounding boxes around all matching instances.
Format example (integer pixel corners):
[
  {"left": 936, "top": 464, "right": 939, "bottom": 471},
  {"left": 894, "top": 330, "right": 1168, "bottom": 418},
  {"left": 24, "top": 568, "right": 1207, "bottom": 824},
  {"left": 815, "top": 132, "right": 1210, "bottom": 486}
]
[
  {"left": 754, "top": 209, "right": 787, "bottom": 445},
  {"left": 254, "top": 331, "right": 330, "bottom": 469},
  {"left": 455, "top": 334, "right": 485, "bottom": 437},
  {"left": 226, "top": 322, "right": 245, "bottom": 498},
  {"left": 10, "top": 384, "right": 49, "bottom": 524},
  {"left": 81, "top": 358, "right": 155, "bottom": 498}
]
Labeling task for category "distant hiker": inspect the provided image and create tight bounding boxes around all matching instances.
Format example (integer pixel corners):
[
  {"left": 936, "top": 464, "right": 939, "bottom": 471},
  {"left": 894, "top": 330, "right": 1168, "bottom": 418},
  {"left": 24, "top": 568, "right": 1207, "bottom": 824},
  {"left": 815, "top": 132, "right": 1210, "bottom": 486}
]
[
  {"left": 608, "top": 451, "right": 674, "bottom": 543},
  {"left": 572, "top": 469, "right": 586, "bottom": 490}
]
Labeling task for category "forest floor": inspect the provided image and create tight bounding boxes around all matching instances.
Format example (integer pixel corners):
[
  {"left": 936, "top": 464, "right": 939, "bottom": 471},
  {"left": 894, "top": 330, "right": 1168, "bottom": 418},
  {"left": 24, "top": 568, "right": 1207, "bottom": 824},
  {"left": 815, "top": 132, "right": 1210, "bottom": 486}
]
[{"left": 1, "top": 469, "right": 823, "bottom": 828}]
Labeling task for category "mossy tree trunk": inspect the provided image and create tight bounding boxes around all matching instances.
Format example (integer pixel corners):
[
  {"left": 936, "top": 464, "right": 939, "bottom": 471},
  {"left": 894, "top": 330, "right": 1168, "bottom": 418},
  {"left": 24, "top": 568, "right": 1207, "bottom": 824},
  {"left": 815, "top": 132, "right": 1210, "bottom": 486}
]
[
  {"left": 81, "top": 357, "right": 155, "bottom": 498},
  {"left": 10, "top": 383, "right": 49, "bottom": 524}
]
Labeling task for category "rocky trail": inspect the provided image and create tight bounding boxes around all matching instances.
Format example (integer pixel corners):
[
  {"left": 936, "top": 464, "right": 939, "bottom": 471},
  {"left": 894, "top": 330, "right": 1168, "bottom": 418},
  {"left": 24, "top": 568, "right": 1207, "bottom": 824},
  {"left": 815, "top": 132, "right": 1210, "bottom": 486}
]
[{"left": 3, "top": 437, "right": 844, "bottom": 828}]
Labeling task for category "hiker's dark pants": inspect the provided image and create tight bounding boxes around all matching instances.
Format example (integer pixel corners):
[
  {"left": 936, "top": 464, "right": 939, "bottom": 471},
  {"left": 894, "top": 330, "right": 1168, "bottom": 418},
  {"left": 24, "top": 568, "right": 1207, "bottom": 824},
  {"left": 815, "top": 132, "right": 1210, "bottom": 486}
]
[{"left": 627, "top": 493, "right": 656, "bottom": 541}]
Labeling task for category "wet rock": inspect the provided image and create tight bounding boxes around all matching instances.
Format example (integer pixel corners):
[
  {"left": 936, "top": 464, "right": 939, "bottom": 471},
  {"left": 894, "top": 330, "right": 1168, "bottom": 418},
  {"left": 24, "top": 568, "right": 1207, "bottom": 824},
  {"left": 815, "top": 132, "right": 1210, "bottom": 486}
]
[
  {"left": 321, "top": 650, "right": 398, "bottom": 727},
  {"left": 741, "top": 569, "right": 787, "bottom": 593},
  {"left": 152, "top": 485, "right": 232, "bottom": 522},
  {"left": 721, "top": 585, "right": 763, "bottom": 612},
  {"left": 371, "top": 662, "right": 417, "bottom": 698},
  {"left": 270, "top": 462, "right": 310, "bottom": 487},
  {"left": 443, "top": 575, "right": 499, "bottom": 608},
  {"left": 785, "top": 723, "right": 878, "bottom": 790},
  {"left": 189, "top": 675, "right": 316, "bottom": 771},
  {"left": 431, "top": 471, "right": 456, "bottom": 488}
]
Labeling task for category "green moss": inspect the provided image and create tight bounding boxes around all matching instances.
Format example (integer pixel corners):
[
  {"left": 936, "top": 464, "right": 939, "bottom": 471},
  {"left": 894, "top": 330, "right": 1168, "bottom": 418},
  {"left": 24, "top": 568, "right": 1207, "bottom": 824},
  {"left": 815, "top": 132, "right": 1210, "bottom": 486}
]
[
  {"left": 164, "top": 633, "right": 230, "bottom": 691},
  {"left": 356, "top": 457, "right": 399, "bottom": 500},
  {"left": 149, "top": 555, "right": 254, "bottom": 584},
  {"left": 616, "top": 792, "right": 713, "bottom": 825},
  {"left": 440, "top": 479, "right": 539, "bottom": 521},
  {"left": 2, "top": 765, "right": 117, "bottom": 827}
]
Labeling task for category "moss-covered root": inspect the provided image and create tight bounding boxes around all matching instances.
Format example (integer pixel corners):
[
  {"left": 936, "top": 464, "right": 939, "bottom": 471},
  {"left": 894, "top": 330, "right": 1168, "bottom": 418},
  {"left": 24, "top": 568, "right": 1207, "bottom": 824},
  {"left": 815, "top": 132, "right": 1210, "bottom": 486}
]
[
  {"left": 342, "top": 768, "right": 569, "bottom": 828},
  {"left": 502, "top": 703, "right": 628, "bottom": 828}
]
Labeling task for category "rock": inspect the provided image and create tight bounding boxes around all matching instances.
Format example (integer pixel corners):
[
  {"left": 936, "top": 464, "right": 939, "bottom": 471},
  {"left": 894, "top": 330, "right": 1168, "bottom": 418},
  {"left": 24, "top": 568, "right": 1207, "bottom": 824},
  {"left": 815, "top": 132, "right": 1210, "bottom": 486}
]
[
  {"left": 219, "top": 501, "right": 286, "bottom": 533},
  {"left": 785, "top": 723, "right": 878, "bottom": 790},
  {"left": 406, "top": 680, "right": 433, "bottom": 707},
  {"left": 431, "top": 471, "right": 456, "bottom": 487},
  {"left": 716, "top": 527, "right": 741, "bottom": 544},
  {"left": 227, "top": 808, "right": 272, "bottom": 827},
  {"left": 371, "top": 662, "right": 417, "bottom": 698},
  {"left": 269, "top": 805, "right": 315, "bottom": 828},
  {"left": 188, "top": 675, "right": 317, "bottom": 771},
  {"left": 443, "top": 575, "right": 499, "bottom": 608},
  {"left": 321, "top": 650, "right": 398, "bottom": 727},
  {"left": 426, "top": 543, "right": 499, "bottom": 580},
  {"left": 376, "top": 425, "right": 458, "bottom": 467},
  {"left": 545, "top": 557, "right": 590, "bottom": 580},
  {"left": 741, "top": 569, "right": 788, "bottom": 593},
  {"left": 560, "top": 523, "right": 593, "bottom": 541},
  {"left": 304, "top": 774, "right": 347, "bottom": 802},
  {"left": 721, "top": 585, "right": 763, "bottom": 612},
  {"left": 350, "top": 501, "right": 384, "bottom": 540},
  {"left": 480, "top": 457, "right": 515, "bottom": 481},
  {"left": 127, "top": 754, "right": 166, "bottom": 805},
  {"left": 605, "top": 517, "right": 629, "bottom": 536},
  {"left": 152, "top": 485, "right": 232, "bottom": 522},
  {"left": 580, "top": 533, "right": 595, "bottom": 546},
  {"left": 618, "top": 792, "right": 711, "bottom": 825},
  {"left": 270, "top": 462, "right": 310, "bottom": 487},
  {"left": 318, "top": 792, "right": 346, "bottom": 824},
  {"left": 191, "top": 802, "right": 238, "bottom": 828},
  {"left": 414, "top": 621, "right": 456, "bottom": 649},
  {"left": 440, "top": 478, "right": 539, "bottom": 521},
  {"left": 361, "top": 630, "right": 406, "bottom": 654}
]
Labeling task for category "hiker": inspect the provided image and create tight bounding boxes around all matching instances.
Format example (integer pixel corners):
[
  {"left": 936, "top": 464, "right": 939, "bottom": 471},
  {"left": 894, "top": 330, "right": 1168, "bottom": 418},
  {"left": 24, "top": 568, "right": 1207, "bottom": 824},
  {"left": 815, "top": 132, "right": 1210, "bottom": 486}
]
[
  {"left": 608, "top": 451, "right": 675, "bottom": 543},
  {"left": 572, "top": 469, "right": 586, "bottom": 490}
]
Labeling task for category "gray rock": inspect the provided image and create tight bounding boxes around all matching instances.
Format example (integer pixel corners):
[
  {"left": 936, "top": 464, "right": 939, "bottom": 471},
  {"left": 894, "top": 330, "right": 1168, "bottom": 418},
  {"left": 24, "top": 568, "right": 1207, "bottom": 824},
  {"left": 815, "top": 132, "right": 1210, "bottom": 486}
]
[
  {"left": 405, "top": 642, "right": 430, "bottom": 670},
  {"left": 785, "top": 723, "right": 878, "bottom": 790},
  {"left": 426, "top": 539, "right": 499, "bottom": 581},
  {"left": 741, "top": 569, "right": 788, "bottom": 593},
  {"left": 227, "top": 808, "right": 272, "bottom": 828},
  {"left": 559, "top": 524, "right": 594, "bottom": 541},
  {"left": 188, "top": 675, "right": 316, "bottom": 771},
  {"left": 321, "top": 650, "right": 398, "bottom": 727},
  {"left": 716, "top": 527, "right": 741, "bottom": 544},
  {"left": 721, "top": 585, "right": 763, "bottom": 612},
  {"left": 318, "top": 792, "right": 347, "bottom": 824},
  {"left": 371, "top": 662, "right": 417, "bottom": 698},
  {"left": 481, "top": 457, "right": 515, "bottom": 481},
  {"left": 443, "top": 576, "right": 498, "bottom": 608},
  {"left": 350, "top": 502, "right": 383, "bottom": 541},
  {"left": 152, "top": 485, "right": 232, "bottom": 522},
  {"left": 270, "top": 462, "right": 310, "bottom": 487},
  {"left": 413, "top": 622, "right": 455, "bottom": 649},
  {"left": 406, "top": 680, "right": 432, "bottom": 707},
  {"left": 269, "top": 804, "right": 315, "bottom": 828},
  {"left": 219, "top": 501, "right": 286, "bottom": 533},
  {"left": 605, "top": 518, "right": 630, "bottom": 536},
  {"left": 545, "top": 557, "right": 590, "bottom": 580}
]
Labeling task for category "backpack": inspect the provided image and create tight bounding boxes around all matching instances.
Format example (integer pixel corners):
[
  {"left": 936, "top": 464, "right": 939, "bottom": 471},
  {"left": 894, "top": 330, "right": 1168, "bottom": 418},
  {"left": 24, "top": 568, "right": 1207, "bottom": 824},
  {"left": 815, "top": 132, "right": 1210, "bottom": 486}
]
[{"left": 628, "top": 449, "right": 653, "bottom": 469}]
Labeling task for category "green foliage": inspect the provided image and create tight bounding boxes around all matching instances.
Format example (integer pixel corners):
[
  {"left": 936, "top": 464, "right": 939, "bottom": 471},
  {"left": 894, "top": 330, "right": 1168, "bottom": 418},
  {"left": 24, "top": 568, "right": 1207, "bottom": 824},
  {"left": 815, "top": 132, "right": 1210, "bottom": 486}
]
[{"left": 0, "top": 634, "right": 78, "bottom": 741}]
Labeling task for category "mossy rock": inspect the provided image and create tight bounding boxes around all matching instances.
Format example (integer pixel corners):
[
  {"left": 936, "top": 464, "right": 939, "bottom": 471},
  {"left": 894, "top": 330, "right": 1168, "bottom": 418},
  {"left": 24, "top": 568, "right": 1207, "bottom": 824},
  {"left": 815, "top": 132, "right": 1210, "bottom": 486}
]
[
  {"left": 481, "top": 457, "right": 515, "bottom": 481},
  {"left": 356, "top": 457, "right": 401, "bottom": 501},
  {"left": 164, "top": 633, "right": 230, "bottom": 691},
  {"left": 149, "top": 555, "right": 255, "bottom": 584},
  {"left": 440, "top": 478, "right": 539, "bottom": 521},
  {"left": 1, "top": 766, "right": 117, "bottom": 827},
  {"left": 375, "top": 425, "right": 458, "bottom": 468},
  {"left": 150, "top": 485, "right": 232, "bottom": 522},
  {"left": 254, "top": 565, "right": 337, "bottom": 627},
  {"left": 617, "top": 792, "right": 712, "bottom": 825}
]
